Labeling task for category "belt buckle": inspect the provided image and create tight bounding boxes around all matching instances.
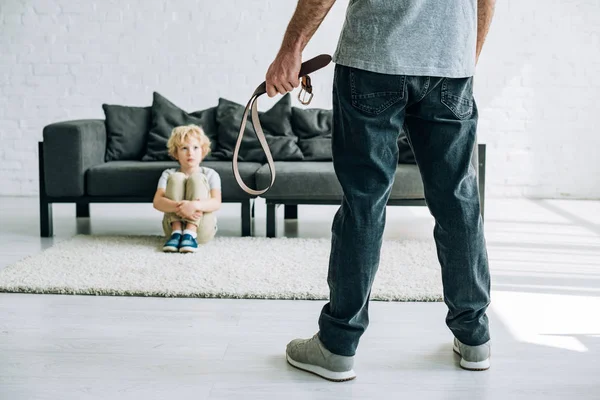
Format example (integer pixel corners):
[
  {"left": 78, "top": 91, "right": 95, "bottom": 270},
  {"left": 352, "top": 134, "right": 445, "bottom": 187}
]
[{"left": 297, "top": 75, "right": 314, "bottom": 105}]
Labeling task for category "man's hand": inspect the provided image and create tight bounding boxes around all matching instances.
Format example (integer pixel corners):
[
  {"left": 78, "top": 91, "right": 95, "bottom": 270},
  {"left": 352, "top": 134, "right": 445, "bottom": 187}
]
[
  {"left": 264, "top": 0, "right": 336, "bottom": 97},
  {"left": 176, "top": 200, "right": 199, "bottom": 220},
  {"left": 265, "top": 51, "right": 302, "bottom": 98}
]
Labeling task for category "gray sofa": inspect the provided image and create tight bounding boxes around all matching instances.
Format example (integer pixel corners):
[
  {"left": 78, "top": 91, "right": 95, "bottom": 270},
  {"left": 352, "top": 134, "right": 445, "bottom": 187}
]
[
  {"left": 39, "top": 119, "right": 260, "bottom": 237},
  {"left": 38, "top": 92, "right": 486, "bottom": 238}
]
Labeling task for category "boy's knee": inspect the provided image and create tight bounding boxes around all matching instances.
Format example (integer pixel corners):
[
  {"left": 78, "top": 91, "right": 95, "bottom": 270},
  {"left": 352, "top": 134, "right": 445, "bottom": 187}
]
[
  {"left": 187, "top": 172, "right": 208, "bottom": 186},
  {"left": 186, "top": 173, "right": 210, "bottom": 197},
  {"left": 165, "top": 173, "right": 187, "bottom": 200},
  {"left": 168, "top": 172, "right": 187, "bottom": 184}
]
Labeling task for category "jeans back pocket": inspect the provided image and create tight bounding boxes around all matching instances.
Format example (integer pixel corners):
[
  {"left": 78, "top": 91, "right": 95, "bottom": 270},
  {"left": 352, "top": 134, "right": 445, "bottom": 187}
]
[
  {"left": 350, "top": 68, "right": 406, "bottom": 116},
  {"left": 441, "top": 77, "right": 474, "bottom": 120}
]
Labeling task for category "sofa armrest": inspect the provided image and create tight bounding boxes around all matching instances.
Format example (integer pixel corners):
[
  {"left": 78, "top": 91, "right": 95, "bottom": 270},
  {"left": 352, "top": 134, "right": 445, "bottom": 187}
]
[{"left": 42, "top": 119, "right": 106, "bottom": 197}]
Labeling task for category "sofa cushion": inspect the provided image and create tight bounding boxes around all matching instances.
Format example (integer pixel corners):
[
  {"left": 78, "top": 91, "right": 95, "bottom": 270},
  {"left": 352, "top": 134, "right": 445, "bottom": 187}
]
[
  {"left": 212, "top": 94, "right": 303, "bottom": 162},
  {"left": 102, "top": 104, "right": 151, "bottom": 161},
  {"left": 297, "top": 137, "right": 332, "bottom": 161},
  {"left": 142, "top": 92, "right": 219, "bottom": 162},
  {"left": 87, "top": 161, "right": 261, "bottom": 199},
  {"left": 295, "top": 134, "right": 415, "bottom": 163},
  {"left": 201, "top": 161, "right": 262, "bottom": 199},
  {"left": 255, "top": 161, "right": 424, "bottom": 201},
  {"left": 289, "top": 106, "right": 416, "bottom": 163},
  {"left": 291, "top": 107, "right": 332, "bottom": 161},
  {"left": 291, "top": 107, "right": 332, "bottom": 139}
]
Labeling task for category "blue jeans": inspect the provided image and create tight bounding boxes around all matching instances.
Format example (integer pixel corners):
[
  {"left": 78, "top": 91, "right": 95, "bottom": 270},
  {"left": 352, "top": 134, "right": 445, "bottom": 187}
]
[{"left": 318, "top": 64, "right": 491, "bottom": 356}]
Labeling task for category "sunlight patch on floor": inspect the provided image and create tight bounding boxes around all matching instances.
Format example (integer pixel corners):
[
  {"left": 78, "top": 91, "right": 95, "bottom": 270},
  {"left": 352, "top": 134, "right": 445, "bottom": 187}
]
[{"left": 491, "top": 290, "right": 600, "bottom": 352}]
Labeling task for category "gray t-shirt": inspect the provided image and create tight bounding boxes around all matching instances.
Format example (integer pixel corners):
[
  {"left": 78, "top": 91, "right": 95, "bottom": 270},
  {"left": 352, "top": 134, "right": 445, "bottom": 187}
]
[
  {"left": 157, "top": 167, "right": 221, "bottom": 191},
  {"left": 333, "top": 0, "right": 477, "bottom": 78}
]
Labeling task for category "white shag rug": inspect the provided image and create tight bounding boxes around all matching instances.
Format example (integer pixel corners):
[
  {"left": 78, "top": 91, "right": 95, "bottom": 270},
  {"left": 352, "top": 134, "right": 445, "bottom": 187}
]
[{"left": 0, "top": 235, "right": 443, "bottom": 301}]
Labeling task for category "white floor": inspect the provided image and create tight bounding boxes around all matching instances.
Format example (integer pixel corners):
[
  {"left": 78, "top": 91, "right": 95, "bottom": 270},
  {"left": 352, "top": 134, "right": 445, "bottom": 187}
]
[{"left": 0, "top": 196, "right": 599, "bottom": 399}]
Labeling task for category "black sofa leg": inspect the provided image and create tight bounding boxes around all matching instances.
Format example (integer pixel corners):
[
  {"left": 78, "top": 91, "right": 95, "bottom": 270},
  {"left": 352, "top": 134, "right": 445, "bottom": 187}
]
[
  {"left": 241, "top": 199, "right": 252, "bottom": 237},
  {"left": 251, "top": 200, "right": 255, "bottom": 219},
  {"left": 267, "top": 203, "right": 277, "bottom": 238},
  {"left": 38, "top": 141, "right": 53, "bottom": 237},
  {"left": 284, "top": 204, "right": 298, "bottom": 220},
  {"left": 76, "top": 202, "right": 90, "bottom": 218},
  {"left": 40, "top": 199, "right": 53, "bottom": 237},
  {"left": 478, "top": 143, "right": 486, "bottom": 222}
]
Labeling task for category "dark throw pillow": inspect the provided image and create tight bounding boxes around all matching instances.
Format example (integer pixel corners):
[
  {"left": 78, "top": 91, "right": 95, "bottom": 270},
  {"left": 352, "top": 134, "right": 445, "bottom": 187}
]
[
  {"left": 102, "top": 104, "right": 151, "bottom": 161},
  {"left": 291, "top": 107, "right": 333, "bottom": 161},
  {"left": 213, "top": 93, "right": 303, "bottom": 162},
  {"left": 290, "top": 106, "right": 416, "bottom": 164},
  {"left": 142, "top": 92, "right": 219, "bottom": 161}
]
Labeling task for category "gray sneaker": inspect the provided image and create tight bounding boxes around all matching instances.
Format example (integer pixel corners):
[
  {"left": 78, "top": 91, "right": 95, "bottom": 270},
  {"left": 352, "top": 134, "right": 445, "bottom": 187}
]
[
  {"left": 453, "top": 338, "right": 491, "bottom": 371},
  {"left": 286, "top": 334, "right": 356, "bottom": 382}
]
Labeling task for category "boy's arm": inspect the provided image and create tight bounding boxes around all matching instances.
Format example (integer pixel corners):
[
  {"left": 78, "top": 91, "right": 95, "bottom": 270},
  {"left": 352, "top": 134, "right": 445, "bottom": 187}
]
[
  {"left": 153, "top": 188, "right": 180, "bottom": 213},
  {"left": 191, "top": 170, "right": 222, "bottom": 213},
  {"left": 192, "top": 189, "right": 222, "bottom": 213}
]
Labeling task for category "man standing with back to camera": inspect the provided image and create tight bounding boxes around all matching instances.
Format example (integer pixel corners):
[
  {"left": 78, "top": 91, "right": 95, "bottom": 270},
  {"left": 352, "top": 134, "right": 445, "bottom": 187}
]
[{"left": 265, "top": 0, "right": 496, "bottom": 381}]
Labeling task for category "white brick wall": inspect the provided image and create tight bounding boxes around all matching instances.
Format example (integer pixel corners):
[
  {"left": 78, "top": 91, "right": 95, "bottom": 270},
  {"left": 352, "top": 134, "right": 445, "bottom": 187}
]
[{"left": 1, "top": 0, "right": 599, "bottom": 198}]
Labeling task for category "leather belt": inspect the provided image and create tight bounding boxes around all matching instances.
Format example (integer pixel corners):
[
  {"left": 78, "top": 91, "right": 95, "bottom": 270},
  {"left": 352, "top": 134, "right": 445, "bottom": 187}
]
[{"left": 232, "top": 54, "right": 332, "bottom": 196}]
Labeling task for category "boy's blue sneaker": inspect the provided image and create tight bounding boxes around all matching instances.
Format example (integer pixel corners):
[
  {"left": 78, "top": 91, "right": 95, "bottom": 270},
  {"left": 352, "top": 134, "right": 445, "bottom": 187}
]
[
  {"left": 179, "top": 234, "right": 198, "bottom": 253},
  {"left": 162, "top": 232, "right": 182, "bottom": 253}
]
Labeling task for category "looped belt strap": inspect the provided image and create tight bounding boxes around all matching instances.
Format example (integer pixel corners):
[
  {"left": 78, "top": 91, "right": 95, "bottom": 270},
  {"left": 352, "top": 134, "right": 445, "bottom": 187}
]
[{"left": 232, "top": 54, "right": 332, "bottom": 196}]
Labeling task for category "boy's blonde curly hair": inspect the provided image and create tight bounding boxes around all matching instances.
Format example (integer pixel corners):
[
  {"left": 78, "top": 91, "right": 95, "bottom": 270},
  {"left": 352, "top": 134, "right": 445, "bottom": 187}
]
[{"left": 167, "top": 125, "right": 211, "bottom": 160}]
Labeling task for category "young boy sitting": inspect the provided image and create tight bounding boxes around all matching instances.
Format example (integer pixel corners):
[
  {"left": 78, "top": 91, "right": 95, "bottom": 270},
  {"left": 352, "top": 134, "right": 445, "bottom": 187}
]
[{"left": 152, "top": 124, "right": 221, "bottom": 253}]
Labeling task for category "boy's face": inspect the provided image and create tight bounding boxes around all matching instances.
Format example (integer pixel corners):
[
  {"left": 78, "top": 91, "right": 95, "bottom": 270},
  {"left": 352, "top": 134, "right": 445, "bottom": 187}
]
[{"left": 176, "top": 136, "right": 203, "bottom": 168}]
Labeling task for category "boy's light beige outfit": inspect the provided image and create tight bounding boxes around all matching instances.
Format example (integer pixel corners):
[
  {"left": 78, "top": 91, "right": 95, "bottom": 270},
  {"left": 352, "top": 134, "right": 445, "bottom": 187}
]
[{"left": 158, "top": 167, "right": 220, "bottom": 244}]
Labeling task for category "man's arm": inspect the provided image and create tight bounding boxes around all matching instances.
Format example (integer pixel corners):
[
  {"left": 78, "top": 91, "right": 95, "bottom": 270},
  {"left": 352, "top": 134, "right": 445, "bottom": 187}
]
[
  {"left": 265, "top": 0, "right": 336, "bottom": 97},
  {"left": 477, "top": 0, "right": 496, "bottom": 63},
  {"left": 280, "top": 0, "right": 336, "bottom": 54}
]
